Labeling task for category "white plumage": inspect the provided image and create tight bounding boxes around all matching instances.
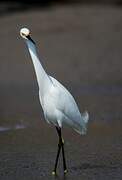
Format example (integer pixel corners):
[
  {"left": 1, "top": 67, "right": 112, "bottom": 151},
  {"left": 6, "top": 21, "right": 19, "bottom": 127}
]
[
  {"left": 20, "top": 27, "right": 89, "bottom": 174},
  {"left": 41, "top": 76, "right": 89, "bottom": 135},
  {"left": 20, "top": 28, "right": 89, "bottom": 135}
]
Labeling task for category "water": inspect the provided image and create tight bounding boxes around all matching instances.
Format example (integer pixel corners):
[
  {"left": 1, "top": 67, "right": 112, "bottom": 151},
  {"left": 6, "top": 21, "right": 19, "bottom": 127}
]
[{"left": 0, "top": 124, "right": 27, "bottom": 133}]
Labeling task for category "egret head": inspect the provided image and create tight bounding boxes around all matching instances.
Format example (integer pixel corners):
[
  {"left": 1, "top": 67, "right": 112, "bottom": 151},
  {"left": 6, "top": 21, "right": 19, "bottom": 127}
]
[
  {"left": 20, "top": 27, "right": 35, "bottom": 44},
  {"left": 20, "top": 28, "right": 30, "bottom": 39}
]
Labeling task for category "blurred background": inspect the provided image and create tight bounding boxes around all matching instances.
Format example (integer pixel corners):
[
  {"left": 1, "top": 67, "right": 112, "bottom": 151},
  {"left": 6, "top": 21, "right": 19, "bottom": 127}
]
[
  {"left": 0, "top": 1, "right": 122, "bottom": 179},
  {"left": 0, "top": 0, "right": 122, "bottom": 16}
]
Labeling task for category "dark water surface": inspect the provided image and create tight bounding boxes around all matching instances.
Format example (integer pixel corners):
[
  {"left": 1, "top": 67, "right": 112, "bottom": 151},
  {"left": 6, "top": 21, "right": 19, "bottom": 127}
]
[{"left": 0, "top": 124, "right": 121, "bottom": 180}]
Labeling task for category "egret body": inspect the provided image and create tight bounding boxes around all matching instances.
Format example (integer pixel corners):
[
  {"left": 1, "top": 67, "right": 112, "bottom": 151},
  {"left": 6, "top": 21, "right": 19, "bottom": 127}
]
[{"left": 20, "top": 27, "right": 89, "bottom": 175}]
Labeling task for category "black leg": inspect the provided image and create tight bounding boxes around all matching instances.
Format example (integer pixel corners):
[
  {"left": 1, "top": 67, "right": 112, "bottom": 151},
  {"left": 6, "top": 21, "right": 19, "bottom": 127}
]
[
  {"left": 56, "top": 127, "right": 67, "bottom": 174},
  {"left": 61, "top": 140, "right": 67, "bottom": 173},
  {"left": 52, "top": 127, "right": 62, "bottom": 175}
]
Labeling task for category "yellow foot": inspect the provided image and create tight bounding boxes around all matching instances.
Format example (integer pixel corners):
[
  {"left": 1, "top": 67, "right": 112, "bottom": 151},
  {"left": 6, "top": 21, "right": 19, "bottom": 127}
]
[
  {"left": 52, "top": 171, "right": 56, "bottom": 176},
  {"left": 62, "top": 138, "right": 64, "bottom": 144},
  {"left": 64, "top": 169, "right": 68, "bottom": 174}
]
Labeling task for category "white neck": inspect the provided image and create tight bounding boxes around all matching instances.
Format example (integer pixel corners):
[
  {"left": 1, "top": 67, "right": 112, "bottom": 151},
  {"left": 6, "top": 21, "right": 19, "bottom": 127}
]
[{"left": 26, "top": 40, "right": 52, "bottom": 96}]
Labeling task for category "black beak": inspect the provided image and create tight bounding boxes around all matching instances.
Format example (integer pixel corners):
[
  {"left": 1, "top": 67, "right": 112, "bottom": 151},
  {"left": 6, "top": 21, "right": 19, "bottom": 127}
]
[{"left": 26, "top": 35, "right": 35, "bottom": 44}]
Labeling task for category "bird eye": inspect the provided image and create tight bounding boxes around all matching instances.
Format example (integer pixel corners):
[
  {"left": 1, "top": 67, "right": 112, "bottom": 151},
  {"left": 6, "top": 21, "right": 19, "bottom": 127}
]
[{"left": 21, "top": 33, "right": 25, "bottom": 36}]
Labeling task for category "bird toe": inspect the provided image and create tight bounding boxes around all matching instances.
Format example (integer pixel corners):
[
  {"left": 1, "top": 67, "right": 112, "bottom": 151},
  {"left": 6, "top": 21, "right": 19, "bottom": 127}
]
[
  {"left": 52, "top": 170, "right": 57, "bottom": 176},
  {"left": 64, "top": 169, "right": 68, "bottom": 174}
]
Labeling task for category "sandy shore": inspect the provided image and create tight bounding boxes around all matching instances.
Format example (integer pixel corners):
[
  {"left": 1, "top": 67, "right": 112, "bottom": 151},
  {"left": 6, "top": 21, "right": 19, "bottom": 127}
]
[{"left": 0, "top": 4, "right": 122, "bottom": 179}]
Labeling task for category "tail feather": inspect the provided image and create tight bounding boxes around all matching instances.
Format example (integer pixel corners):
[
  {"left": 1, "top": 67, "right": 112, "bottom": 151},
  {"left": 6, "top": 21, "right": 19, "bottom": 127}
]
[
  {"left": 82, "top": 111, "right": 89, "bottom": 124},
  {"left": 80, "top": 111, "right": 89, "bottom": 135},
  {"left": 73, "top": 111, "right": 89, "bottom": 135}
]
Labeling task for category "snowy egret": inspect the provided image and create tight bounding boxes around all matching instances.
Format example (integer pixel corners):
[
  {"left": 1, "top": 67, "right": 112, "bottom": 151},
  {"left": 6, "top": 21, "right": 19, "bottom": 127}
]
[{"left": 20, "top": 27, "right": 89, "bottom": 175}]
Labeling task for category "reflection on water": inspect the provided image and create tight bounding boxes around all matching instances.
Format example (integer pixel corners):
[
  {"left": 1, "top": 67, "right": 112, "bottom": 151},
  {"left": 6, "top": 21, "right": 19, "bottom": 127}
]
[
  {"left": 0, "top": 126, "right": 11, "bottom": 132},
  {"left": 0, "top": 124, "right": 27, "bottom": 132}
]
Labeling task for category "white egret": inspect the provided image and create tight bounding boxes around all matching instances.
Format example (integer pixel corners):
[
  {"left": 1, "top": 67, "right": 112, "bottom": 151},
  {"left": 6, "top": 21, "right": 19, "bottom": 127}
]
[{"left": 20, "top": 27, "right": 89, "bottom": 175}]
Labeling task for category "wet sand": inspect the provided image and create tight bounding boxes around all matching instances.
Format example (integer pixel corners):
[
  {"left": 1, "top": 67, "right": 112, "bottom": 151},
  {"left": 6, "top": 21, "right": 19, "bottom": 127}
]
[{"left": 0, "top": 4, "right": 122, "bottom": 179}]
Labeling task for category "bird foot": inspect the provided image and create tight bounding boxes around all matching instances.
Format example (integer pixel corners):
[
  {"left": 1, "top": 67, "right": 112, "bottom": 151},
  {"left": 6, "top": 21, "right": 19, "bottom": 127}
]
[
  {"left": 62, "top": 138, "right": 64, "bottom": 144},
  {"left": 64, "top": 169, "right": 68, "bottom": 174},
  {"left": 52, "top": 170, "right": 57, "bottom": 176}
]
